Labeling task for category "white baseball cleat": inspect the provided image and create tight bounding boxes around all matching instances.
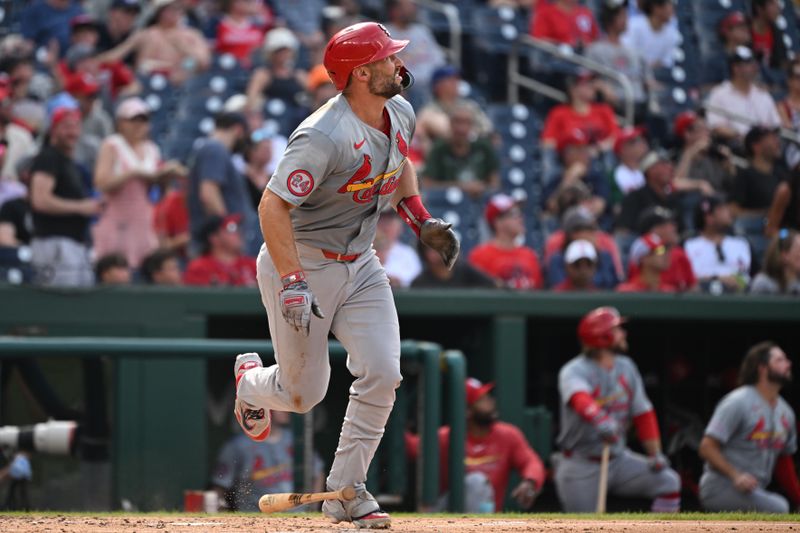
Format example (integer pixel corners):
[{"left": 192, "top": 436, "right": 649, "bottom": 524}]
[
  {"left": 234, "top": 353, "right": 271, "bottom": 441},
  {"left": 322, "top": 484, "right": 391, "bottom": 529}
]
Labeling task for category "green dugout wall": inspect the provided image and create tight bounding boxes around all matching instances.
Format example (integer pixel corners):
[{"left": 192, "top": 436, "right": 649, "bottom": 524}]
[
  {"left": 2, "top": 286, "right": 798, "bottom": 421},
  {"left": 0, "top": 286, "right": 799, "bottom": 508}
]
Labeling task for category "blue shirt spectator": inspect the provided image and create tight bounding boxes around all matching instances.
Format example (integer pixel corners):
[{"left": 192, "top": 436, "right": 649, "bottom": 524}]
[
  {"left": 187, "top": 113, "right": 258, "bottom": 256},
  {"left": 20, "top": 0, "right": 84, "bottom": 55}
]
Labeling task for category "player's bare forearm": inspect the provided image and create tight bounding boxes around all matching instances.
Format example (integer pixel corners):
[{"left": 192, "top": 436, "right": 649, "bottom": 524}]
[
  {"left": 641, "top": 438, "right": 662, "bottom": 457},
  {"left": 390, "top": 160, "right": 420, "bottom": 209},
  {"left": 260, "top": 188, "right": 303, "bottom": 277},
  {"left": 699, "top": 435, "right": 739, "bottom": 480}
]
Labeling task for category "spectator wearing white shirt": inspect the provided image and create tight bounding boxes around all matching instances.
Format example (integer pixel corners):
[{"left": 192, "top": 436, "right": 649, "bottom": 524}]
[
  {"left": 613, "top": 126, "right": 649, "bottom": 195},
  {"left": 621, "top": 0, "right": 681, "bottom": 69},
  {"left": 587, "top": 0, "right": 653, "bottom": 121},
  {"left": 374, "top": 210, "right": 422, "bottom": 288},
  {"left": 706, "top": 46, "right": 784, "bottom": 140},
  {"left": 685, "top": 195, "right": 751, "bottom": 293}
]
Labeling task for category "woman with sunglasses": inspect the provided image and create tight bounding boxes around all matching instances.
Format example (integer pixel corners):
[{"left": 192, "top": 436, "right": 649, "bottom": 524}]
[
  {"left": 750, "top": 229, "right": 800, "bottom": 295},
  {"left": 93, "top": 97, "right": 186, "bottom": 270}
]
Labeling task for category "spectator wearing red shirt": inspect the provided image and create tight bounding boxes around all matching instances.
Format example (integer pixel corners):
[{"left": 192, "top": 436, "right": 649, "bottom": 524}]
[
  {"left": 541, "top": 70, "right": 620, "bottom": 152},
  {"left": 617, "top": 233, "right": 676, "bottom": 292},
  {"left": 530, "top": 0, "right": 599, "bottom": 49},
  {"left": 406, "top": 378, "right": 546, "bottom": 512},
  {"left": 60, "top": 43, "right": 138, "bottom": 98},
  {"left": 184, "top": 214, "right": 257, "bottom": 286},
  {"left": 629, "top": 206, "right": 696, "bottom": 291},
  {"left": 468, "top": 194, "right": 543, "bottom": 290},
  {"left": 154, "top": 174, "right": 190, "bottom": 258},
  {"left": 215, "top": 0, "right": 267, "bottom": 66},
  {"left": 554, "top": 239, "right": 598, "bottom": 292}
]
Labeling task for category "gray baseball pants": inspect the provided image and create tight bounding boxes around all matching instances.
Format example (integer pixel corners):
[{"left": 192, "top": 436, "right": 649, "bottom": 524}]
[
  {"left": 237, "top": 242, "right": 402, "bottom": 490},
  {"left": 700, "top": 472, "right": 790, "bottom": 513},
  {"left": 554, "top": 448, "right": 681, "bottom": 512}
]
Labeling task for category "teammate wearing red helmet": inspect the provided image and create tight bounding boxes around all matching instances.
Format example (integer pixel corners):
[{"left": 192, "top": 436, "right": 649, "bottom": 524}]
[
  {"left": 554, "top": 306, "right": 681, "bottom": 512},
  {"left": 232, "top": 22, "right": 458, "bottom": 529}
]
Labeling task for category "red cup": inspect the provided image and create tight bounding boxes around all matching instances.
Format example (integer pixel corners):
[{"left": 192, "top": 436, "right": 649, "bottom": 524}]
[{"left": 184, "top": 490, "right": 204, "bottom": 512}]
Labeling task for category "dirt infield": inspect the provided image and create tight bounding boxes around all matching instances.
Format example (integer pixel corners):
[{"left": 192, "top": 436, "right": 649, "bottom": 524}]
[{"left": 1, "top": 515, "right": 799, "bottom": 533}]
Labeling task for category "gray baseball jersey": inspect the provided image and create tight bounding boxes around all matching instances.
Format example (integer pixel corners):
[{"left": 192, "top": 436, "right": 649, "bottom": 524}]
[
  {"left": 238, "top": 91, "right": 414, "bottom": 495},
  {"left": 703, "top": 385, "right": 797, "bottom": 486},
  {"left": 557, "top": 354, "right": 653, "bottom": 456},
  {"left": 212, "top": 430, "right": 323, "bottom": 511},
  {"left": 267, "top": 93, "right": 415, "bottom": 255}
]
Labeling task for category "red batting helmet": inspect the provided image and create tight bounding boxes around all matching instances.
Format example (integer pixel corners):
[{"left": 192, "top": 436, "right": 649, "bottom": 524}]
[
  {"left": 323, "top": 22, "right": 411, "bottom": 91},
  {"left": 577, "top": 307, "right": 626, "bottom": 349}
]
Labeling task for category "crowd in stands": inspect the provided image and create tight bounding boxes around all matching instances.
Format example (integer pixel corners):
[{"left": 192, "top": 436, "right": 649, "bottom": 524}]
[{"left": 2, "top": 0, "right": 800, "bottom": 296}]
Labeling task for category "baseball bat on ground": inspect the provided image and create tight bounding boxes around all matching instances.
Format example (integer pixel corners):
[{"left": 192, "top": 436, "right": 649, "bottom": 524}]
[
  {"left": 595, "top": 443, "right": 611, "bottom": 513},
  {"left": 259, "top": 486, "right": 356, "bottom": 513}
]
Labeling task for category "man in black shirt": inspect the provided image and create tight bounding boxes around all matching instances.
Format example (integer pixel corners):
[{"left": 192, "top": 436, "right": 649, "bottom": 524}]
[
  {"left": 411, "top": 240, "right": 496, "bottom": 289},
  {"left": 616, "top": 150, "right": 681, "bottom": 234},
  {"left": 28, "top": 107, "right": 101, "bottom": 286},
  {"left": 733, "top": 126, "right": 788, "bottom": 215},
  {"left": 96, "top": 0, "right": 141, "bottom": 66}
]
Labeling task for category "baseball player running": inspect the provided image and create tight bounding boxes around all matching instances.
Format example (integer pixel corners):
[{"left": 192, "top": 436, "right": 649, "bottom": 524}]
[
  {"left": 698, "top": 341, "right": 800, "bottom": 513},
  {"left": 232, "top": 22, "right": 459, "bottom": 529},
  {"left": 554, "top": 307, "right": 681, "bottom": 512}
]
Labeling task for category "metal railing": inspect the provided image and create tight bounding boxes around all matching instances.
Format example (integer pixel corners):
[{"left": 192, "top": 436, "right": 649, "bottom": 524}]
[
  {"left": 508, "top": 35, "right": 636, "bottom": 127},
  {"left": 0, "top": 336, "right": 467, "bottom": 511},
  {"left": 414, "top": 0, "right": 462, "bottom": 68}
]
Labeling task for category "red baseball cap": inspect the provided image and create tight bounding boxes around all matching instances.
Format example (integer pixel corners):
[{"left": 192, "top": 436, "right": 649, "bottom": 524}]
[
  {"left": 465, "top": 378, "right": 494, "bottom": 406},
  {"left": 719, "top": 11, "right": 747, "bottom": 34},
  {"left": 673, "top": 111, "right": 698, "bottom": 140},
  {"left": 557, "top": 128, "right": 590, "bottom": 153},
  {"left": 628, "top": 232, "right": 666, "bottom": 266},
  {"left": 65, "top": 72, "right": 100, "bottom": 97},
  {"left": 614, "top": 126, "right": 645, "bottom": 155},
  {"left": 484, "top": 193, "right": 519, "bottom": 227},
  {"left": 50, "top": 106, "right": 81, "bottom": 129}
]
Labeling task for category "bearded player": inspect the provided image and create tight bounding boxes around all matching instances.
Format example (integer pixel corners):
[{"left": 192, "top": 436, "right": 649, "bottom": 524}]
[
  {"left": 699, "top": 341, "right": 800, "bottom": 513},
  {"left": 554, "top": 306, "right": 681, "bottom": 512},
  {"left": 232, "top": 22, "right": 459, "bottom": 529}
]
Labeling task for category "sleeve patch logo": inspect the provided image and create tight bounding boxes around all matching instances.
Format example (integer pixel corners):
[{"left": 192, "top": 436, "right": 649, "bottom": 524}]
[{"left": 287, "top": 170, "right": 314, "bottom": 197}]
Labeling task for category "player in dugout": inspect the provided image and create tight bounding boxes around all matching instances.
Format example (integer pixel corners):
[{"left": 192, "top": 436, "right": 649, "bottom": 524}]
[
  {"left": 405, "top": 378, "right": 545, "bottom": 512},
  {"left": 554, "top": 306, "right": 681, "bottom": 512},
  {"left": 699, "top": 341, "right": 800, "bottom": 513}
]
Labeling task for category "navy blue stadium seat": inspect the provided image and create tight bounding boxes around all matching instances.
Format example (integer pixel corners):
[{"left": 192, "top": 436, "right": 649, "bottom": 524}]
[
  {"left": 470, "top": 5, "right": 525, "bottom": 55},
  {"left": 0, "top": 246, "right": 34, "bottom": 285},
  {"left": 422, "top": 187, "right": 484, "bottom": 255}
]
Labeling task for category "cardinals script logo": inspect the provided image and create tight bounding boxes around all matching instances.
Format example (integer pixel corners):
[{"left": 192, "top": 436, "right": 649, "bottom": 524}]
[{"left": 338, "top": 132, "right": 408, "bottom": 203}]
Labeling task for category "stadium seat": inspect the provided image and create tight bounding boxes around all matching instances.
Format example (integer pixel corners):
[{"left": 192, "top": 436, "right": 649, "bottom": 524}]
[{"left": 422, "top": 187, "right": 484, "bottom": 255}]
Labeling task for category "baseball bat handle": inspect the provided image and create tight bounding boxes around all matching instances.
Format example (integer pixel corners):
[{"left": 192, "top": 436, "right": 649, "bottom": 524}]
[
  {"left": 259, "top": 486, "right": 356, "bottom": 513},
  {"left": 596, "top": 442, "right": 611, "bottom": 514}
]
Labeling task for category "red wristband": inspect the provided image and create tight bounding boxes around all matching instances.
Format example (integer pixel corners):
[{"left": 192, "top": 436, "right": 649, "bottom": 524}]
[
  {"left": 633, "top": 410, "right": 661, "bottom": 442},
  {"left": 281, "top": 271, "right": 305, "bottom": 287},
  {"left": 569, "top": 391, "right": 602, "bottom": 423},
  {"left": 396, "top": 195, "right": 432, "bottom": 238}
]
